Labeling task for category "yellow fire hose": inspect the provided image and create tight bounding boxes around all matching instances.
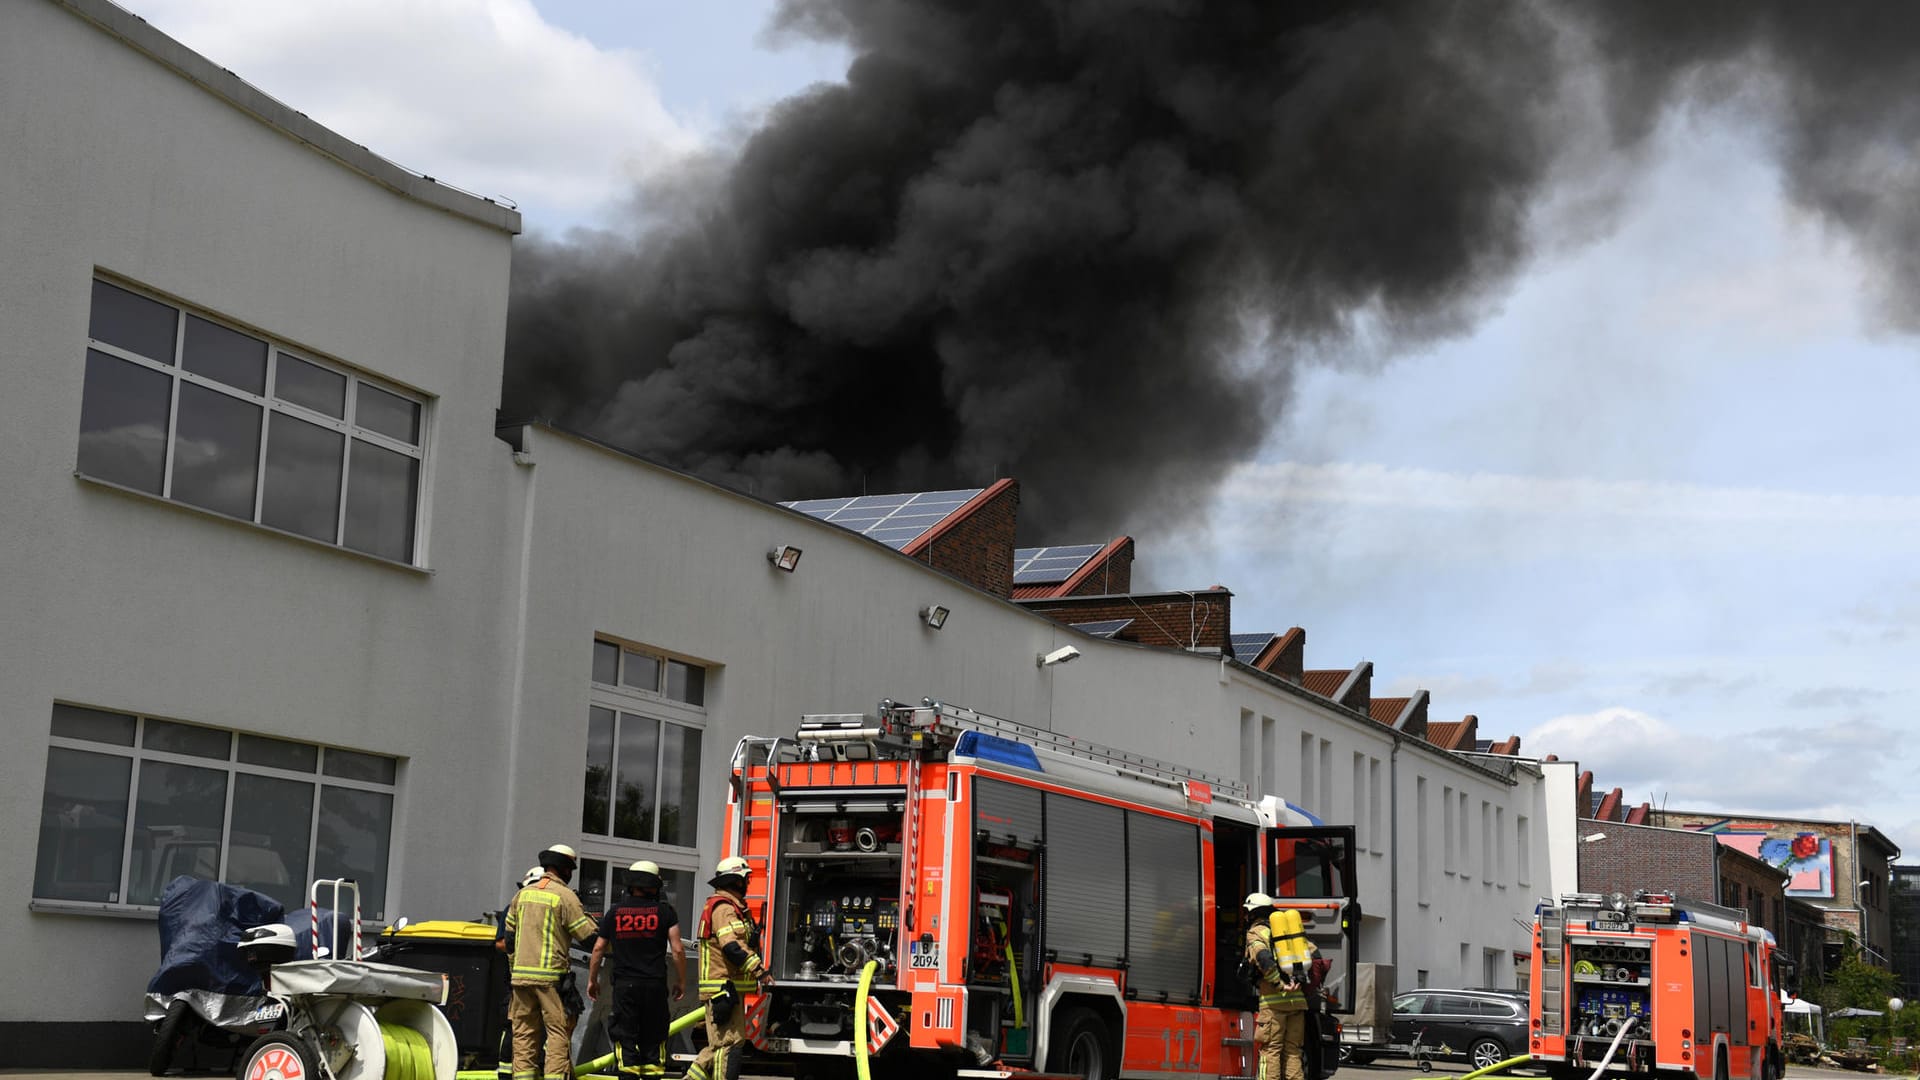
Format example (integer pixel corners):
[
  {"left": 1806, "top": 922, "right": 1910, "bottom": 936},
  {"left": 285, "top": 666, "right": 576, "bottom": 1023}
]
[
  {"left": 854, "top": 961, "right": 879, "bottom": 1080},
  {"left": 1004, "top": 945, "right": 1025, "bottom": 1030},
  {"left": 1458, "top": 1054, "right": 1532, "bottom": 1079},
  {"left": 456, "top": 1005, "right": 707, "bottom": 1080},
  {"left": 382, "top": 1022, "right": 435, "bottom": 1080}
]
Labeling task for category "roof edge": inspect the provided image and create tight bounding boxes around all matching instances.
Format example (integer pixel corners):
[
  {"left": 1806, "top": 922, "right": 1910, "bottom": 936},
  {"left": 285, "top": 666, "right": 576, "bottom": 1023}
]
[
  {"left": 903, "top": 477, "right": 1015, "bottom": 557},
  {"left": 1047, "top": 535, "right": 1132, "bottom": 598},
  {"left": 57, "top": 0, "right": 523, "bottom": 235}
]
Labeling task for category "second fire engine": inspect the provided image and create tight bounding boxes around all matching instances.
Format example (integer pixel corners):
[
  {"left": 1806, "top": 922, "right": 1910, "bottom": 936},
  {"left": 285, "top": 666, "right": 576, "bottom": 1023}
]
[{"left": 717, "top": 700, "right": 1362, "bottom": 1080}]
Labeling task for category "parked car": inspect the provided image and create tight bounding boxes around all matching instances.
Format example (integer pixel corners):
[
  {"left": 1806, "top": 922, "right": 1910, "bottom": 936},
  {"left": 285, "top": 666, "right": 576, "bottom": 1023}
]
[{"left": 1386, "top": 989, "right": 1529, "bottom": 1071}]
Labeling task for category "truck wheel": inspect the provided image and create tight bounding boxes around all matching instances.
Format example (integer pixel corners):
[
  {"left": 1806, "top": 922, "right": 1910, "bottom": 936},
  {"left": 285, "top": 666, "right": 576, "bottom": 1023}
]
[
  {"left": 1714, "top": 1047, "right": 1728, "bottom": 1080},
  {"left": 149, "top": 999, "right": 192, "bottom": 1076},
  {"left": 1470, "top": 1039, "right": 1508, "bottom": 1071},
  {"left": 1046, "top": 1008, "right": 1115, "bottom": 1080},
  {"left": 238, "top": 1033, "right": 315, "bottom": 1080}
]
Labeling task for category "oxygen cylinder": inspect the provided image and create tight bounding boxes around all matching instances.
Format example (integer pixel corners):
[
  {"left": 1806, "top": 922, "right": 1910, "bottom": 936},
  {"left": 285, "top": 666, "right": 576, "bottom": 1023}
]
[{"left": 1268, "top": 909, "right": 1314, "bottom": 975}]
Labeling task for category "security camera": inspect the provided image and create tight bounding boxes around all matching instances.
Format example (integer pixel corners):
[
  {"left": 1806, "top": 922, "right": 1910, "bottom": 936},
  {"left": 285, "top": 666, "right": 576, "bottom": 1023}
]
[{"left": 1038, "top": 645, "right": 1082, "bottom": 667}]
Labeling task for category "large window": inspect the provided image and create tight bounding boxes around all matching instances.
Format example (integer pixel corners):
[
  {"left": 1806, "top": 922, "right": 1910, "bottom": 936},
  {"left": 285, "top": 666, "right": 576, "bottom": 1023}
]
[
  {"left": 77, "top": 278, "right": 428, "bottom": 564},
  {"left": 34, "top": 704, "right": 399, "bottom": 917},
  {"left": 582, "top": 639, "right": 707, "bottom": 852}
]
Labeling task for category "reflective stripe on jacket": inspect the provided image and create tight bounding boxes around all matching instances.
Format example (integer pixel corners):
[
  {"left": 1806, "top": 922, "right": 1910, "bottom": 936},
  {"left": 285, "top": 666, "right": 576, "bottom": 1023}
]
[
  {"left": 1245, "top": 924, "right": 1305, "bottom": 1011},
  {"left": 506, "top": 878, "right": 596, "bottom": 984},
  {"left": 696, "top": 891, "right": 763, "bottom": 997}
]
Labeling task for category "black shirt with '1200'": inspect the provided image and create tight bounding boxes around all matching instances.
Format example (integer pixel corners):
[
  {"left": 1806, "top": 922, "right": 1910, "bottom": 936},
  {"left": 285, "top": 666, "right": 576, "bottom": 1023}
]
[{"left": 596, "top": 898, "right": 679, "bottom": 981}]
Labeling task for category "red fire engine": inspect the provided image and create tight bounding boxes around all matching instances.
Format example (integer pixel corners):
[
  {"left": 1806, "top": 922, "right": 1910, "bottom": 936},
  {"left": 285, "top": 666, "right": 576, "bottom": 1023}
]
[
  {"left": 1529, "top": 890, "right": 1786, "bottom": 1080},
  {"left": 718, "top": 700, "right": 1361, "bottom": 1080}
]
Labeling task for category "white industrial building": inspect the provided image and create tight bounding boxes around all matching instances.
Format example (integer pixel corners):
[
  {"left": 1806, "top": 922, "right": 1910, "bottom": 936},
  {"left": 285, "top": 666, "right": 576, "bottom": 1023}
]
[{"left": 0, "top": 0, "right": 1575, "bottom": 1064}]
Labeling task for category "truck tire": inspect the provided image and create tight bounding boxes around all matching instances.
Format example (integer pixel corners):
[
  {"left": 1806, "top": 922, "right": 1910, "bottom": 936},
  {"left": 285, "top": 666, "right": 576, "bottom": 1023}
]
[
  {"left": 238, "top": 1033, "right": 315, "bottom": 1080},
  {"left": 1046, "top": 1008, "right": 1116, "bottom": 1080},
  {"left": 149, "top": 999, "right": 192, "bottom": 1076}
]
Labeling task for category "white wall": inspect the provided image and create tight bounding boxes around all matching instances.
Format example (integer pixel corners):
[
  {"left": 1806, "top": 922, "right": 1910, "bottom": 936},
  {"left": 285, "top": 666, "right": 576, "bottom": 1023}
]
[{"left": 0, "top": 0, "right": 517, "bottom": 1027}]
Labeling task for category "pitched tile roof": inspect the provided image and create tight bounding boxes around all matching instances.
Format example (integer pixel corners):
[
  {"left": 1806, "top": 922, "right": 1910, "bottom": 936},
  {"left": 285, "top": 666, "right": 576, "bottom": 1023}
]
[
  {"left": 1425, "top": 714, "right": 1479, "bottom": 751},
  {"left": 1009, "top": 536, "right": 1133, "bottom": 599},
  {"left": 1370, "top": 697, "right": 1410, "bottom": 726},
  {"left": 1302, "top": 669, "right": 1348, "bottom": 697}
]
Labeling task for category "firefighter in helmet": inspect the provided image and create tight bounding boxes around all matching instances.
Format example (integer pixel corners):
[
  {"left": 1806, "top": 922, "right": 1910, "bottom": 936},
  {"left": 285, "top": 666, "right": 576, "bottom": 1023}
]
[
  {"left": 505, "top": 844, "right": 597, "bottom": 1080},
  {"left": 686, "top": 856, "right": 769, "bottom": 1080},
  {"left": 1244, "top": 892, "right": 1308, "bottom": 1080},
  {"left": 588, "top": 860, "right": 684, "bottom": 1078}
]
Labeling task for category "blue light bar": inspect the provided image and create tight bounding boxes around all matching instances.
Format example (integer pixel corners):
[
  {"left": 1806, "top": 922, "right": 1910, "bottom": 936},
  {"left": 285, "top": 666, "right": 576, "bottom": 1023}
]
[
  {"left": 1283, "top": 799, "right": 1325, "bottom": 826},
  {"left": 955, "top": 731, "right": 1042, "bottom": 772}
]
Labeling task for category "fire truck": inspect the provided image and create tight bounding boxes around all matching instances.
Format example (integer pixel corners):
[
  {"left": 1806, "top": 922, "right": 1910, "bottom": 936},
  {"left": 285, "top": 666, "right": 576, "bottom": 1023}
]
[
  {"left": 1529, "top": 890, "right": 1786, "bottom": 1080},
  {"left": 718, "top": 700, "right": 1361, "bottom": 1080}
]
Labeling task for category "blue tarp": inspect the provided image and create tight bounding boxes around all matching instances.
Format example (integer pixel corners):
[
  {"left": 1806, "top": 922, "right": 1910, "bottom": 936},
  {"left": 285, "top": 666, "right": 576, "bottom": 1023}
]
[{"left": 146, "top": 877, "right": 284, "bottom": 996}]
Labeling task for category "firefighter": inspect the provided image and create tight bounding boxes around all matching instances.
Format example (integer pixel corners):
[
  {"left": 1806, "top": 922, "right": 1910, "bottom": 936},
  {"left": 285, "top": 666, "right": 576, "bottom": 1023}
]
[
  {"left": 505, "top": 844, "right": 598, "bottom": 1080},
  {"left": 1244, "top": 892, "right": 1307, "bottom": 1080},
  {"left": 589, "top": 860, "right": 684, "bottom": 1078},
  {"left": 685, "top": 856, "right": 769, "bottom": 1080}
]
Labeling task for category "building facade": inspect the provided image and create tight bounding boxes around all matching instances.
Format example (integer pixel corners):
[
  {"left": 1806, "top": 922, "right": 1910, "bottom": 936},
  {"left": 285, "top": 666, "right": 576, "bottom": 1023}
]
[{"left": 4, "top": 0, "right": 1566, "bottom": 1064}]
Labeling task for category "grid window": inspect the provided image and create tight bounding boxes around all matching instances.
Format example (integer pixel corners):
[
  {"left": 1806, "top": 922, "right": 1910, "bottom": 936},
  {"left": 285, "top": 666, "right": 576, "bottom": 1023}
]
[
  {"left": 34, "top": 703, "right": 399, "bottom": 916},
  {"left": 77, "top": 278, "right": 429, "bottom": 564},
  {"left": 582, "top": 638, "right": 708, "bottom": 852}
]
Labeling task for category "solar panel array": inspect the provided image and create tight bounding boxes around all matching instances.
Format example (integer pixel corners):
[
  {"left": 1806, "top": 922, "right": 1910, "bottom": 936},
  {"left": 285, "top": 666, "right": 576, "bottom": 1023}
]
[
  {"left": 1229, "top": 632, "right": 1277, "bottom": 662},
  {"left": 1069, "top": 619, "right": 1133, "bottom": 638},
  {"left": 1012, "top": 543, "right": 1106, "bottom": 586},
  {"left": 781, "top": 488, "right": 983, "bottom": 551}
]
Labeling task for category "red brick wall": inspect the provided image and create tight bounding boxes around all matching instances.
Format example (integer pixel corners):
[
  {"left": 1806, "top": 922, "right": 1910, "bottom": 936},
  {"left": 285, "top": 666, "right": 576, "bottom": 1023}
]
[
  {"left": 1578, "top": 825, "right": 1718, "bottom": 903},
  {"left": 912, "top": 480, "right": 1018, "bottom": 597},
  {"left": 1063, "top": 539, "right": 1135, "bottom": 597},
  {"left": 1717, "top": 848, "right": 1787, "bottom": 938},
  {"left": 1019, "top": 588, "right": 1231, "bottom": 651},
  {"left": 1262, "top": 627, "right": 1305, "bottom": 684}
]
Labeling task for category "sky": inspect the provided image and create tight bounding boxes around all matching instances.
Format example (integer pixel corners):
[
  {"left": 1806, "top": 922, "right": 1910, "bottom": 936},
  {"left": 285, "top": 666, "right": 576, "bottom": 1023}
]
[{"left": 120, "top": 0, "right": 1918, "bottom": 857}]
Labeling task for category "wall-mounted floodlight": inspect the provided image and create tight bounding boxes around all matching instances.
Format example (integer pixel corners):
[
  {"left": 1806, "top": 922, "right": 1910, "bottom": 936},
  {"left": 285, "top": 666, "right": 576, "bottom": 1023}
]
[
  {"left": 1582, "top": 832, "right": 1607, "bottom": 843},
  {"left": 1037, "top": 645, "right": 1081, "bottom": 668},
  {"left": 767, "top": 544, "right": 803, "bottom": 572},
  {"left": 1861, "top": 879, "right": 1873, "bottom": 888},
  {"left": 921, "top": 604, "right": 950, "bottom": 630}
]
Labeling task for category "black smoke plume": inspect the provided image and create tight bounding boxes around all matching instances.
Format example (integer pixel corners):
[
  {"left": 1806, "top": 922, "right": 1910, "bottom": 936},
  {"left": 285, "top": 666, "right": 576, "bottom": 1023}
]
[{"left": 503, "top": 1, "right": 1920, "bottom": 539}]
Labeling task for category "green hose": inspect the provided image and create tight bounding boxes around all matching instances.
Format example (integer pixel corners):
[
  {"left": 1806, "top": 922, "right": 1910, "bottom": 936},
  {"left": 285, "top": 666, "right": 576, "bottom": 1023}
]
[
  {"left": 380, "top": 1021, "right": 435, "bottom": 1080},
  {"left": 855, "top": 961, "right": 880, "bottom": 1080},
  {"left": 1459, "top": 1054, "right": 1533, "bottom": 1079}
]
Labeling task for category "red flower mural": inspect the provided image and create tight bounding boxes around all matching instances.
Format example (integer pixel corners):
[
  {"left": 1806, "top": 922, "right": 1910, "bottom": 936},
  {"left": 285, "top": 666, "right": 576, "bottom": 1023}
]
[{"left": 1790, "top": 833, "right": 1819, "bottom": 860}]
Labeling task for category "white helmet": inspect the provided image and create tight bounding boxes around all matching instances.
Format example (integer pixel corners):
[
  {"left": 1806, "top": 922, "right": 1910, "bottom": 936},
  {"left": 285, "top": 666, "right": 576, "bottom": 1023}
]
[
  {"left": 520, "top": 865, "right": 545, "bottom": 888},
  {"left": 712, "top": 856, "right": 752, "bottom": 880},
  {"left": 628, "top": 860, "right": 662, "bottom": 876},
  {"left": 1244, "top": 892, "right": 1275, "bottom": 912}
]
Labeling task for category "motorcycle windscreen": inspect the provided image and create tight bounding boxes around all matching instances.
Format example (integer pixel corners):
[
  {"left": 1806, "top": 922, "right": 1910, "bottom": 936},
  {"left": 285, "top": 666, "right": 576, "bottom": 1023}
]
[{"left": 1266, "top": 826, "right": 1360, "bottom": 1014}]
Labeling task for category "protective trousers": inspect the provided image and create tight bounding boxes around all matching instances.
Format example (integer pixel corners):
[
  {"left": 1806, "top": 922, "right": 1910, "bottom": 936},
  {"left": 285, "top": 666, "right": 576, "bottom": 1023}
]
[
  {"left": 509, "top": 983, "right": 571, "bottom": 1080},
  {"left": 611, "top": 977, "right": 670, "bottom": 1075},
  {"left": 1255, "top": 1002, "right": 1306, "bottom": 1080},
  {"left": 684, "top": 995, "right": 746, "bottom": 1080}
]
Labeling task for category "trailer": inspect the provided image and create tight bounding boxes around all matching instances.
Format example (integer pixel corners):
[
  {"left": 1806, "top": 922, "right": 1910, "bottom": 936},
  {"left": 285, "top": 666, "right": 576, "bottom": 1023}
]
[{"left": 719, "top": 699, "right": 1362, "bottom": 1080}]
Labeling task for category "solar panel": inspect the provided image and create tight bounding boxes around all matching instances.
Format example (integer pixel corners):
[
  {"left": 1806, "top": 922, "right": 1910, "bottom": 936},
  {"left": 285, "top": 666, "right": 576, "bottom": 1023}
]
[
  {"left": 780, "top": 487, "right": 984, "bottom": 550},
  {"left": 1012, "top": 543, "right": 1106, "bottom": 585},
  {"left": 1229, "top": 632, "right": 1276, "bottom": 662},
  {"left": 1069, "top": 619, "right": 1133, "bottom": 638}
]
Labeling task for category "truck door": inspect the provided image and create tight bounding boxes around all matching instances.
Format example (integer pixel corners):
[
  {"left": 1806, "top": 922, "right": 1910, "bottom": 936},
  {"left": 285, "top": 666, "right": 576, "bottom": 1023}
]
[{"left": 1265, "top": 825, "right": 1360, "bottom": 1015}]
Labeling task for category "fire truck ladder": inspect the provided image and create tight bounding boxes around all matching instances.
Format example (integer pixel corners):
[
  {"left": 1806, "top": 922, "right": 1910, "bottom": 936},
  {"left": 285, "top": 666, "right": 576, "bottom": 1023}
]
[
  {"left": 728, "top": 735, "right": 787, "bottom": 920},
  {"left": 896, "top": 699, "right": 1251, "bottom": 803}
]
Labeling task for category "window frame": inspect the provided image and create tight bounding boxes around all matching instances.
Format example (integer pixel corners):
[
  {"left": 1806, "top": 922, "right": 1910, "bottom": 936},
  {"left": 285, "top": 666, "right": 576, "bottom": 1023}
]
[
  {"left": 78, "top": 276, "right": 432, "bottom": 567},
  {"left": 583, "top": 638, "right": 709, "bottom": 855},
  {"left": 34, "top": 704, "right": 400, "bottom": 919}
]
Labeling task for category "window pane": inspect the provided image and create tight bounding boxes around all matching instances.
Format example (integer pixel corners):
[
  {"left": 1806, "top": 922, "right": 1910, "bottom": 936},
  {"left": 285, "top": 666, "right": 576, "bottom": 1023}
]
[
  {"left": 355, "top": 383, "right": 421, "bottom": 444},
  {"left": 661, "top": 869, "right": 694, "bottom": 929},
  {"left": 89, "top": 280, "right": 177, "bottom": 363},
  {"left": 584, "top": 707, "right": 614, "bottom": 834},
  {"left": 665, "top": 661, "right": 705, "bottom": 707},
  {"left": 78, "top": 349, "right": 172, "bottom": 494},
  {"left": 51, "top": 704, "right": 136, "bottom": 746},
  {"left": 262, "top": 412, "right": 344, "bottom": 542},
  {"left": 592, "top": 641, "right": 619, "bottom": 686},
  {"left": 658, "top": 725, "right": 701, "bottom": 847},
  {"left": 343, "top": 439, "right": 418, "bottom": 562},
  {"left": 579, "top": 858, "right": 609, "bottom": 919},
  {"left": 613, "top": 713, "right": 659, "bottom": 842},
  {"left": 322, "top": 748, "right": 397, "bottom": 784},
  {"left": 621, "top": 651, "right": 659, "bottom": 693},
  {"left": 172, "top": 382, "right": 261, "bottom": 519},
  {"left": 182, "top": 315, "right": 267, "bottom": 395},
  {"left": 34, "top": 748, "right": 132, "bottom": 902},
  {"left": 128, "top": 761, "right": 229, "bottom": 905},
  {"left": 315, "top": 786, "right": 393, "bottom": 919},
  {"left": 229, "top": 774, "right": 312, "bottom": 909},
  {"left": 238, "top": 734, "right": 318, "bottom": 772},
  {"left": 275, "top": 355, "right": 347, "bottom": 419},
  {"left": 143, "top": 719, "right": 232, "bottom": 760}
]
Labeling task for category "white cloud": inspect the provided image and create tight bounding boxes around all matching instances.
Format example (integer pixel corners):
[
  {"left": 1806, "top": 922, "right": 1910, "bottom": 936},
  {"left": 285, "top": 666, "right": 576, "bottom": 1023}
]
[
  {"left": 1524, "top": 706, "right": 1903, "bottom": 821},
  {"left": 124, "top": 0, "right": 698, "bottom": 222}
]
